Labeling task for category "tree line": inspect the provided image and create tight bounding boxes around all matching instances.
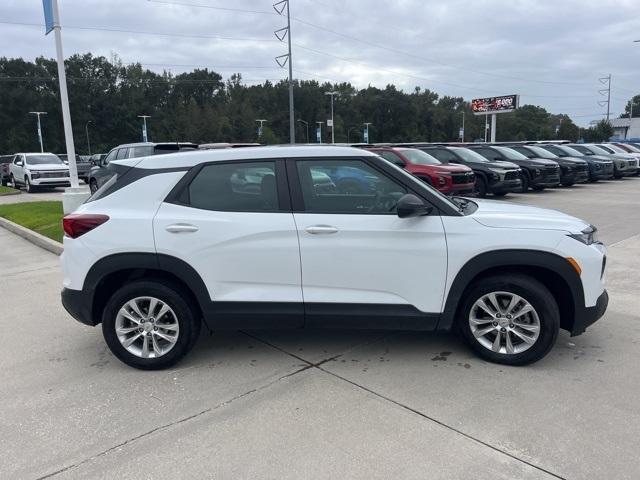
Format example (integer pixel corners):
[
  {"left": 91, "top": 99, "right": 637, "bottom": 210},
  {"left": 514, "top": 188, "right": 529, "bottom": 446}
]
[{"left": 0, "top": 53, "right": 630, "bottom": 155}]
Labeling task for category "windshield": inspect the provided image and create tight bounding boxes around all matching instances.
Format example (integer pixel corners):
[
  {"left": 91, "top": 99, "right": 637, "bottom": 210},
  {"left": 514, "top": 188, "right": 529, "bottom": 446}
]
[
  {"left": 602, "top": 144, "right": 626, "bottom": 153},
  {"left": 494, "top": 146, "right": 529, "bottom": 161},
  {"left": 596, "top": 145, "right": 615, "bottom": 153},
  {"left": 526, "top": 146, "right": 558, "bottom": 159},
  {"left": 25, "top": 154, "right": 64, "bottom": 165},
  {"left": 623, "top": 144, "right": 640, "bottom": 153},
  {"left": 556, "top": 145, "right": 584, "bottom": 156},
  {"left": 585, "top": 145, "right": 610, "bottom": 155},
  {"left": 451, "top": 148, "right": 490, "bottom": 163},
  {"left": 399, "top": 149, "right": 441, "bottom": 165},
  {"left": 570, "top": 145, "right": 592, "bottom": 155}
]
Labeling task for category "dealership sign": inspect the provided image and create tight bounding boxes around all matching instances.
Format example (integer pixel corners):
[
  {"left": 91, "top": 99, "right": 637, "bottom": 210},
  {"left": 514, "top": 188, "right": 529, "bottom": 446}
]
[{"left": 471, "top": 95, "right": 519, "bottom": 115}]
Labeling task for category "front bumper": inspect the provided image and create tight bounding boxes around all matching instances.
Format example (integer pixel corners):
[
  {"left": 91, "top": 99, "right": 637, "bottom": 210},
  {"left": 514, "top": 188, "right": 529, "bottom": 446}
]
[
  {"left": 61, "top": 287, "right": 97, "bottom": 326},
  {"left": 489, "top": 178, "right": 522, "bottom": 193},
  {"left": 31, "top": 178, "right": 71, "bottom": 187},
  {"left": 571, "top": 289, "right": 608, "bottom": 336}
]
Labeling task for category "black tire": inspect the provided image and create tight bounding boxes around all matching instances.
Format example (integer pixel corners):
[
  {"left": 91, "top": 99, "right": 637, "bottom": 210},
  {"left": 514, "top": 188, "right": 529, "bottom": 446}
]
[
  {"left": 474, "top": 176, "right": 487, "bottom": 198},
  {"left": 89, "top": 179, "right": 99, "bottom": 194},
  {"left": 493, "top": 191, "right": 508, "bottom": 197},
  {"left": 9, "top": 174, "right": 18, "bottom": 189},
  {"left": 0, "top": 176, "right": 6, "bottom": 186},
  {"left": 520, "top": 172, "right": 530, "bottom": 193},
  {"left": 457, "top": 274, "right": 560, "bottom": 366},
  {"left": 102, "top": 280, "right": 201, "bottom": 370},
  {"left": 25, "top": 177, "right": 36, "bottom": 193},
  {"left": 532, "top": 185, "right": 545, "bottom": 191},
  {"left": 562, "top": 182, "right": 574, "bottom": 187}
]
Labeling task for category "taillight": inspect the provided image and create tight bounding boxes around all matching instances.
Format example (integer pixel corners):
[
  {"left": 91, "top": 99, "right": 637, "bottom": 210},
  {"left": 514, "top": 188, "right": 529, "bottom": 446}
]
[{"left": 63, "top": 214, "right": 109, "bottom": 238}]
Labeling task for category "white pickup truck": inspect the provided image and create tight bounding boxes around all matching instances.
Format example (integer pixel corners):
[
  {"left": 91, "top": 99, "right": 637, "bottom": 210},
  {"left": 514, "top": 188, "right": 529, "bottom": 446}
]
[{"left": 8, "top": 153, "right": 70, "bottom": 192}]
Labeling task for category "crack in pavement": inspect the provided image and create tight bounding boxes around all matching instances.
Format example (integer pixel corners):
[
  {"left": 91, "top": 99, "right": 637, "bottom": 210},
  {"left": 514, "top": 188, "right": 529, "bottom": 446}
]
[
  {"left": 35, "top": 363, "right": 313, "bottom": 480},
  {"left": 243, "top": 332, "right": 567, "bottom": 480}
]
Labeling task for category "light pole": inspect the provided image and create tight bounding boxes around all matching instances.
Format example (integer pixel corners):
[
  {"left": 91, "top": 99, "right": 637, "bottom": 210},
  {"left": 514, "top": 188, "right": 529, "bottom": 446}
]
[
  {"left": 85, "top": 120, "right": 92, "bottom": 155},
  {"left": 297, "top": 119, "right": 309, "bottom": 143},
  {"left": 256, "top": 119, "right": 267, "bottom": 139},
  {"left": 316, "top": 121, "right": 324, "bottom": 143},
  {"left": 324, "top": 91, "right": 339, "bottom": 143},
  {"left": 460, "top": 111, "right": 465, "bottom": 142},
  {"left": 363, "top": 122, "right": 372, "bottom": 143},
  {"left": 138, "top": 115, "right": 151, "bottom": 142},
  {"left": 29, "top": 111, "right": 47, "bottom": 153}
]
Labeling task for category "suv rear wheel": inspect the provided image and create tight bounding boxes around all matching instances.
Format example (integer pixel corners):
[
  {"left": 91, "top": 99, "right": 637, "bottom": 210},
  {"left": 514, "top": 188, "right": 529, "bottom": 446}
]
[
  {"left": 102, "top": 280, "right": 201, "bottom": 369},
  {"left": 458, "top": 274, "right": 559, "bottom": 365}
]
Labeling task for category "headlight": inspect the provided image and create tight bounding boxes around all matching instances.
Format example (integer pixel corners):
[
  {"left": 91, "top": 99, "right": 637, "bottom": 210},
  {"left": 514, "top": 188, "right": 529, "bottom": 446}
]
[
  {"left": 487, "top": 168, "right": 502, "bottom": 181},
  {"left": 27, "top": 170, "right": 40, "bottom": 179},
  {"left": 568, "top": 225, "right": 599, "bottom": 245}
]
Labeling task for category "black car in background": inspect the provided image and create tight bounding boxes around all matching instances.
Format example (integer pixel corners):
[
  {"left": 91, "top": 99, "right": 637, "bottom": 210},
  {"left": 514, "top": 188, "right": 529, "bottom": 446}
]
[
  {"left": 508, "top": 144, "right": 589, "bottom": 186},
  {"left": 412, "top": 145, "right": 522, "bottom": 197},
  {"left": 56, "top": 153, "right": 92, "bottom": 183},
  {"left": 467, "top": 145, "right": 560, "bottom": 192},
  {"left": 88, "top": 142, "right": 198, "bottom": 193},
  {"left": 538, "top": 144, "right": 614, "bottom": 181}
]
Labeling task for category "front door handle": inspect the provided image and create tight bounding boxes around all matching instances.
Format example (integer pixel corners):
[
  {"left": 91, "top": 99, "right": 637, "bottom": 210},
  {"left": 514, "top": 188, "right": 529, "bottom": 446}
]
[
  {"left": 305, "top": 225, "right": 339, "bottom": 235},
  {"left": 165, "top": 224, "right": 199, "bottom": 233}
]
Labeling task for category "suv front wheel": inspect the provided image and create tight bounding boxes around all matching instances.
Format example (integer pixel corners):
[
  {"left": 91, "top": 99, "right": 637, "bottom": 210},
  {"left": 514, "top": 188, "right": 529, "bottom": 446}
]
[
  {"left": 458, "top": 274, "right": 559, "bottom": 365},
  {"left": 102, "top": 280, "right": 201, "bottom": 369}
]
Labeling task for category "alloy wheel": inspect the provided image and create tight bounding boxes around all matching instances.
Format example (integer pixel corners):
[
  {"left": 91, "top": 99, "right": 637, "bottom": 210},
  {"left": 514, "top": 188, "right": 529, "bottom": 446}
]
[
  {"left": 115, "top": 296, "right": 180, "bottom": 358},
  {"left": 468, "top": 291, "right": 541, "bottom": 355}
]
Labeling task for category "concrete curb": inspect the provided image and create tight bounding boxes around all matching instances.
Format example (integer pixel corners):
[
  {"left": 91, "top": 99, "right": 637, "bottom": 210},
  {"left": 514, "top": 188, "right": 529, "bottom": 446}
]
[
  {"left": 0, "top": 189, "right": 21, "bottom": 197},
  {"left": 0, "top": 217, "right": 63, "bottom": 256}
]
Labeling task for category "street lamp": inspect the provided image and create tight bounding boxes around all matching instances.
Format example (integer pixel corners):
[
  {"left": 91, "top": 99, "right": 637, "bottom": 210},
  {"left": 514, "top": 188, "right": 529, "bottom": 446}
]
[
  {"left": 324, "top": 91, "right": 339, "bottom": 143},
  {"left": 297, "top": 119, "right": 309, "bottom": 143},
  {"left": 85, "top": 120, "right": 93, "bottom": 155},
  {"left": 29, "top": 111, "right": 47, "bottom": 153},
  {"left": 138, "top": 115, "right": 151, "bottom": 142},
  {"left": 363, "top": 122, "right": 373, "bottom": 143},
  {"left": 316, "top": 121, "right": 324, "bottom": 143},
  {"left": 256, "top": 119, "right": 267, "bottom": 139}
]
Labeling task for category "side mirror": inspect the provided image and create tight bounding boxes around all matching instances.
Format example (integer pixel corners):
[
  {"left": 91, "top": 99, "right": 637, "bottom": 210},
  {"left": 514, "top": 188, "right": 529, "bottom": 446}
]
[
  {"left": 16, "top": 161, "right": 23, "bottom": 167},
  {"left": 396, "top": 194, "right": 432, "bottom": 218}
]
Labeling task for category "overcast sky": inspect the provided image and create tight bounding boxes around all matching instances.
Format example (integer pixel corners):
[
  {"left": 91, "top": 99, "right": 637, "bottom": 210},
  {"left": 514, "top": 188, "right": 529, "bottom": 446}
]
[{"left": 1, "top": 0, "right": 638, "bottom": 126}]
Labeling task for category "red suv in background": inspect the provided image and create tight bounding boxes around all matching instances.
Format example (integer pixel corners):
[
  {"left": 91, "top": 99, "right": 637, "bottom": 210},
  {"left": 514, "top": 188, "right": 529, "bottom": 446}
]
[{"left": 366, "top": 147, "right": 475, "bottom": 195}]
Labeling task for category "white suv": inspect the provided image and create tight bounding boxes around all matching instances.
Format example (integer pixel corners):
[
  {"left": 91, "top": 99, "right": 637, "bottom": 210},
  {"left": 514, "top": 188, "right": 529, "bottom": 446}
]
[
  {"left": 9, "top": 153, "right": 71, "bottom": 192},
  {"left": 60, "top": 146, "right": 608, "bottom": 369}
]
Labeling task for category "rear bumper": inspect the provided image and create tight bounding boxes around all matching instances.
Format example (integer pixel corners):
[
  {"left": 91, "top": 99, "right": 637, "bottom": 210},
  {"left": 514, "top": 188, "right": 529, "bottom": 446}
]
[
  {"left": 571, "top": 289, "right": 608, "bottom": 336},
  {"left": 61, "top": 287, "right": 97, "bottom": 326}
]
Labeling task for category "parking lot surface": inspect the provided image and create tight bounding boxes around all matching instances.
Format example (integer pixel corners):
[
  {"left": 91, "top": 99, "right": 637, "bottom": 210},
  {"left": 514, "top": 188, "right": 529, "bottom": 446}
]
[{"left": 1, "top": 178, "right": 639, "bottom": 479}]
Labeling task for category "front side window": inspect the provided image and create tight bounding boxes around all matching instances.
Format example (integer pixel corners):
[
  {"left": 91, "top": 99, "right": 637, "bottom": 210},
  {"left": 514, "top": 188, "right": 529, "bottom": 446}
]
[
  {"left": 297, "top": 159, "right": 407, "bottom": 214},
  {"left": 186, "top": 161, "right": 279, "bottom": 212},
  {"left": 103, "top": 150, "right": 118, "bottom": 165},
  {"left": 115, "top": 148, "right": 129, "bottom": 160}
]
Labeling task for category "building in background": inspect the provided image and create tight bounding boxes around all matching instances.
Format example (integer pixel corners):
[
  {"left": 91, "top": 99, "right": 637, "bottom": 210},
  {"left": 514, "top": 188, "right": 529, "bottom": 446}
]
[{"left": 611, "top": 117, "right": 640, "bottom": 141}]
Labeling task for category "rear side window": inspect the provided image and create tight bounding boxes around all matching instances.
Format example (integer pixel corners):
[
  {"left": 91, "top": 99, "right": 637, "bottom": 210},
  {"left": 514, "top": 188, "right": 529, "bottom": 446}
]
[
  {"left": 183, "top": 162, "right": 279, "bottom": 212},
  {"left": 130, "top": 146, "right": 154, "bottom": 158}
]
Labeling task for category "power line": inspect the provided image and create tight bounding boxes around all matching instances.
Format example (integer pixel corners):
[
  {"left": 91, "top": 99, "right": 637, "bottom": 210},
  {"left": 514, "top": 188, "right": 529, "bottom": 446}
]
[
  {"left": 0, "top": 20, "right": 276, "bottom": 42},
  {"left": 145, "top": 0, "right": 276, "bottom": 15}
]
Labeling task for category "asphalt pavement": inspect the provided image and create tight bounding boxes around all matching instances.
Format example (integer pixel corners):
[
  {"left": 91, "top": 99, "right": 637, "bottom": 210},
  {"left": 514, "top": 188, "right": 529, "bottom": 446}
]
[{"left": 1, "top": 179, "right": 639, "bottom": 479}]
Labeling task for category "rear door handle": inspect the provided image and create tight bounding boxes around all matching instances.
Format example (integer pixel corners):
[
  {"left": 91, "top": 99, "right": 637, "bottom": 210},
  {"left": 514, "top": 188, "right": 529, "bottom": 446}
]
[
  {"left": 165, "top": 224, "right": 199, "bottom": 233},
  {"left": 305, "top": 225, "right": 339, "bottom": 235}
]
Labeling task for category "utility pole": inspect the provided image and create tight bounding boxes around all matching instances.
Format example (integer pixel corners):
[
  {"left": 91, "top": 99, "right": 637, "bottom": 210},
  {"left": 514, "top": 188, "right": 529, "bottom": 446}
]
[
  {"left": 363, "top": 122, "right": 372, "bottom": 143},
  {"left": 297, "top": 119, "right": 309, "bottom": 143},
  {"left": 85, "top": 120, "right": 92, "bottom": 155},
  {"left": 256, "top": 119, "right": 267, "bottom": 139},
  {"left": 460, "top": 111, "right": 465, "bottom": 142},
  {"left": 598, "top": 74, "right": 612, "bottom": 121},
  {"left": 274, "top": 0, "right": 295, "bottom": 144},
  {"left": 138, "top": 115, "right": 151, "bottom": 142},
  {"left": 484, "top": 114, "right": 489, "bottom": 143},
  {"left": 316, "top": 121, "right": 324, "bottom": 143},
  {"left": 29, "top": 111, "right": 47, "bottom": 153},
  {"left": 325, "top": 91, "right": 339, "bottom": 143}
]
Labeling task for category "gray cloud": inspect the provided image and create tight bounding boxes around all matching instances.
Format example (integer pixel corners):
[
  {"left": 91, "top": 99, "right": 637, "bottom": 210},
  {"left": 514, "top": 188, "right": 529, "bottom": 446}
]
[{"left": 1, "top": 0, "right": 638, "bottom": 126}]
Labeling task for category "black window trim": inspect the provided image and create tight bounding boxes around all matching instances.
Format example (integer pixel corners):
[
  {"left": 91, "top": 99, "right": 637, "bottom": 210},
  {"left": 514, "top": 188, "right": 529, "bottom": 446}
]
[
  {"left": 285, "top": 155, "right": 458, "bottom": 216},
  {"left": 165, "top": 158, "right": 292, "bottom": 213}
]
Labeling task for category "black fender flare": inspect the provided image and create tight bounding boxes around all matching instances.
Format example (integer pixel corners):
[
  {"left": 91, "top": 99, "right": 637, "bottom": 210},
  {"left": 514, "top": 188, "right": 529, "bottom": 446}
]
[
  {"left": 438, "top": 249, "right": 585, "bottom": 332},
  {"left": 82, "top": 252, "right": 212, "bottom": 324}
]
